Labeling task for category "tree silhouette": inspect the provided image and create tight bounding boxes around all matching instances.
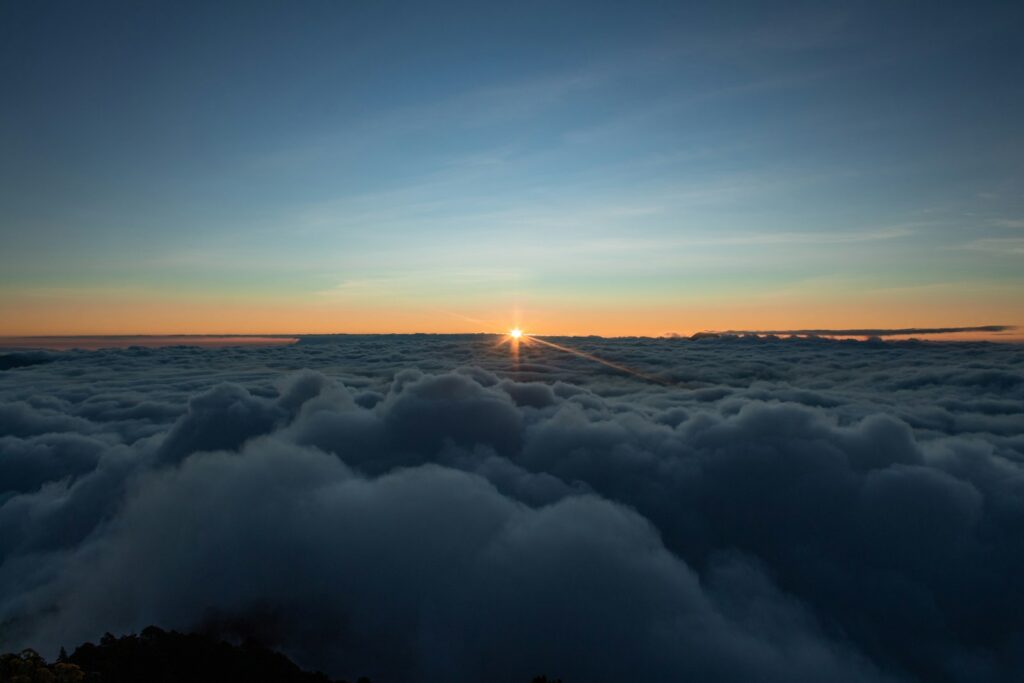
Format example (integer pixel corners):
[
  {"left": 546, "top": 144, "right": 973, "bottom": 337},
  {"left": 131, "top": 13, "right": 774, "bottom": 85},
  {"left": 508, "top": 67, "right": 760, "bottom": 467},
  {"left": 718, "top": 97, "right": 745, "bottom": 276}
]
[
  {"left": 0, "top": 648, "right": 85, "bottom": 683},
  {"left": 1, "top": 628, "right": 565, "bottom": 683}
]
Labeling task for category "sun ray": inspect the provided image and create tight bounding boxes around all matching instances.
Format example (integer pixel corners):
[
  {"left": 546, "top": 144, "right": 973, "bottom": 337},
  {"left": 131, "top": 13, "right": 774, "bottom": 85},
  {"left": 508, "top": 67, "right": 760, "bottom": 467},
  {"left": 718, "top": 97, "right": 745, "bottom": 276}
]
[{"left": 526, "top": 335, "right": 669, "bottom": 385}]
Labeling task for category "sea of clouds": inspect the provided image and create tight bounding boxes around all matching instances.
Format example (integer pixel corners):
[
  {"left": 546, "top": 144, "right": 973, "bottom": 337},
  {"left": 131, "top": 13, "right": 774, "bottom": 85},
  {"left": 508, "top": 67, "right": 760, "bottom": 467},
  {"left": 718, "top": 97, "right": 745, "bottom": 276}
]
[{"left": 1, "top": 334, "right": 1023, "bottom": 682}]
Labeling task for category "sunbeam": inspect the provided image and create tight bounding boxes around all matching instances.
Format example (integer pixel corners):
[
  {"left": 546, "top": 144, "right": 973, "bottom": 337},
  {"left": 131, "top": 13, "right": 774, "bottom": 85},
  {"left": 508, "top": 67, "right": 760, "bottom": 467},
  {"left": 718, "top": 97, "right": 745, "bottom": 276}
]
[{"left": 506, "top": 331, "right": 669, "bottom": 385}]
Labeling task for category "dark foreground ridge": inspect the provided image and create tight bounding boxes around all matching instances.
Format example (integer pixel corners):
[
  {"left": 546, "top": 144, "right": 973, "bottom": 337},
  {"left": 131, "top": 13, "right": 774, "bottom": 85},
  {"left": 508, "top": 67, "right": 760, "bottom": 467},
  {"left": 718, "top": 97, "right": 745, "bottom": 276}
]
[
  {"left": 0, "top": 628, "right": 564, "bottom": 683},
  {"left": 1, "top": 627, "right": 358, "bottom": 683}
]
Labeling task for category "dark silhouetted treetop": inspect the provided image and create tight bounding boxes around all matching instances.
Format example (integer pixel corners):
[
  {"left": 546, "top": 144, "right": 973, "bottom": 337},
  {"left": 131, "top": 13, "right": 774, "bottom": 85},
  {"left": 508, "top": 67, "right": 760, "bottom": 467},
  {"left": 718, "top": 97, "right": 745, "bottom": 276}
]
[
  {"left": 0, "top": 647, "right": 85, "bottom": 682},
  {"left": 68, "top": 627, "right": 350, "bottom": 683},
  {"left": 0, "top": 630, "right": 566, "bottom": 682}
]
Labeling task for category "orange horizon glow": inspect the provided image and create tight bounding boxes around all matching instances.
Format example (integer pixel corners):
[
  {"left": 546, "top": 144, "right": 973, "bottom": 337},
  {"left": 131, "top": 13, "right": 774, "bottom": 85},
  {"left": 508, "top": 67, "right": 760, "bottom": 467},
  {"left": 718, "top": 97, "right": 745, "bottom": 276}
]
[
  {"left": 1, "top": 326, "right": 1021, "bottom": 350},
  {"left": 1, "top": 289, "right": 1022, "bottom": 342},
  {"left": 1, "top": 323, "right": 1020, "bottom": 344}
]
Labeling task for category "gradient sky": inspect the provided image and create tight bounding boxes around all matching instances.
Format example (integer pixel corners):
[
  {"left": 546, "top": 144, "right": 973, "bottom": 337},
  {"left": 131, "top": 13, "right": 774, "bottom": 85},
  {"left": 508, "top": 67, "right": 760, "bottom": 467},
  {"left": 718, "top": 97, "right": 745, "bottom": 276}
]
[{"left": 2, "top": 0, "right": 1022, "bottom": 337}]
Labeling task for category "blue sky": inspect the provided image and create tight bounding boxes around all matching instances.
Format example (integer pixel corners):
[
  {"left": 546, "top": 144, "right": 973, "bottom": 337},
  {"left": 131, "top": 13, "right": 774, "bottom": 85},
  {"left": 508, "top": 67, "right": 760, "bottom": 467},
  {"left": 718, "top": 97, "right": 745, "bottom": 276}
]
[{"left": 1, "top": 1, "right": 1022, "bottom": 335}]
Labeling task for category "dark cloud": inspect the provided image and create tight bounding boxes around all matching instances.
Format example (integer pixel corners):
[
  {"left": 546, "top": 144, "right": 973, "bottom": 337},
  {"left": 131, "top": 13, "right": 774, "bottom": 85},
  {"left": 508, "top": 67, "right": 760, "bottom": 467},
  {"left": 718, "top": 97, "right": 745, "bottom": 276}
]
[
  {"left": 0, "top": 351, "right": 59, "bottom": 371},
  {"left": 706, "top": 325, "right": 1016, "bottom": 337},
  {"left": 0, "top": 433, "right": 105, "bottom": 496},
  {"left": 0, "top": 335, "right": 1022, "bottom": 682}
]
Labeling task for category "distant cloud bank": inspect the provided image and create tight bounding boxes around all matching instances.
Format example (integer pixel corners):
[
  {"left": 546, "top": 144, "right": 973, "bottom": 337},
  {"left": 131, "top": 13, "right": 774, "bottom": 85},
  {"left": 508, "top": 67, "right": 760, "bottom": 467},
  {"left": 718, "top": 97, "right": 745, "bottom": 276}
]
[
  {"left": 694, "top": 325, "right": 1016, "bottom": 338},
  {"left": 1, "top": 335, "right": 1023, "bottom": 682}
]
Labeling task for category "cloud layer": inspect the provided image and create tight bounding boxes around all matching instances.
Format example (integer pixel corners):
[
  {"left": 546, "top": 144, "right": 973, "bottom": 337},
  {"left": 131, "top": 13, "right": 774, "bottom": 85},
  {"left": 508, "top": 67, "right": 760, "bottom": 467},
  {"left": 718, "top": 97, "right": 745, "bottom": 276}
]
[{"left": 1, "top": 335, "right": 1023, "bottom": 682}]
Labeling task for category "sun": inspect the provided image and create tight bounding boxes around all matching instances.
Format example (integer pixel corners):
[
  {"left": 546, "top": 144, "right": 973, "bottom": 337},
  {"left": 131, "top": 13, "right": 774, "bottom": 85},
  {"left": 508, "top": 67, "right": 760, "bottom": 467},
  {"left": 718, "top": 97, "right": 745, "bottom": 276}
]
[{"left": 509, "top": 328, "right": 523, "bottom": 339}]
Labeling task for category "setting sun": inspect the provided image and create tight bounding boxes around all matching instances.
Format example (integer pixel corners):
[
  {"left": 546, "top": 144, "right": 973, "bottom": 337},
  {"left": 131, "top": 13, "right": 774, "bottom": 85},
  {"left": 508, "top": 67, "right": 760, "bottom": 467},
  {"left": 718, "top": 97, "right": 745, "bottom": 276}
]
[{"left": 509, "top": 328, "right": 523, "bottom": 339}]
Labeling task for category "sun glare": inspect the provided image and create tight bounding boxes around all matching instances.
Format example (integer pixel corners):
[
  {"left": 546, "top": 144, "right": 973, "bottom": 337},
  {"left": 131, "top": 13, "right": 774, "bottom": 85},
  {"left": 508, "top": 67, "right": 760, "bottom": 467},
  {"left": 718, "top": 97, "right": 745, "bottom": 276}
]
[{"left": 509, "top": 328, "right": 523, "bottom": 339}]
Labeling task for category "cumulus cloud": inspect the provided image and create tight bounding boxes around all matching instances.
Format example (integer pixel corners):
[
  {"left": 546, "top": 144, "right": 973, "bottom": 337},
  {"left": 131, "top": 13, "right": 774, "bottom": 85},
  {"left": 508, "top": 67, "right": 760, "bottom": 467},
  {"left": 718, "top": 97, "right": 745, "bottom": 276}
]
[{"left": 0, "top": 335, "right": 1023, "bottom": 682}]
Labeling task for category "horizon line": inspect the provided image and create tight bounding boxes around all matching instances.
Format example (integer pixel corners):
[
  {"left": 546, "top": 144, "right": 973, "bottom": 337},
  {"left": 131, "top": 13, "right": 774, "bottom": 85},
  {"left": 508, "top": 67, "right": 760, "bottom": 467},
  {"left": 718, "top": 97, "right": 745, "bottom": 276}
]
[{"left": 0, "top": 324, "right": 1018, "bottom": 343}]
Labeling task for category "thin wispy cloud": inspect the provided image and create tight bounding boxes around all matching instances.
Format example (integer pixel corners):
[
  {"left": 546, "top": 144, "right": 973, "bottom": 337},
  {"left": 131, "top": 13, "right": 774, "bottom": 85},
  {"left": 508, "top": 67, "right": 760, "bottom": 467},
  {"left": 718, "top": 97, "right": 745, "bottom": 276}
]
[{"left": 957, "top": 237, "right": 1024, "bottom": 255}]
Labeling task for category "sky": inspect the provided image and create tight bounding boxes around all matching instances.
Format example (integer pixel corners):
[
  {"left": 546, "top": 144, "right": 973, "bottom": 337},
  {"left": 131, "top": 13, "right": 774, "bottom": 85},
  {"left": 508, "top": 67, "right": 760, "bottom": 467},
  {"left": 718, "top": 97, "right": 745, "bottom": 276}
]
[{"left": 1, "top": 0, "right": 1022, "bottom": 337}]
